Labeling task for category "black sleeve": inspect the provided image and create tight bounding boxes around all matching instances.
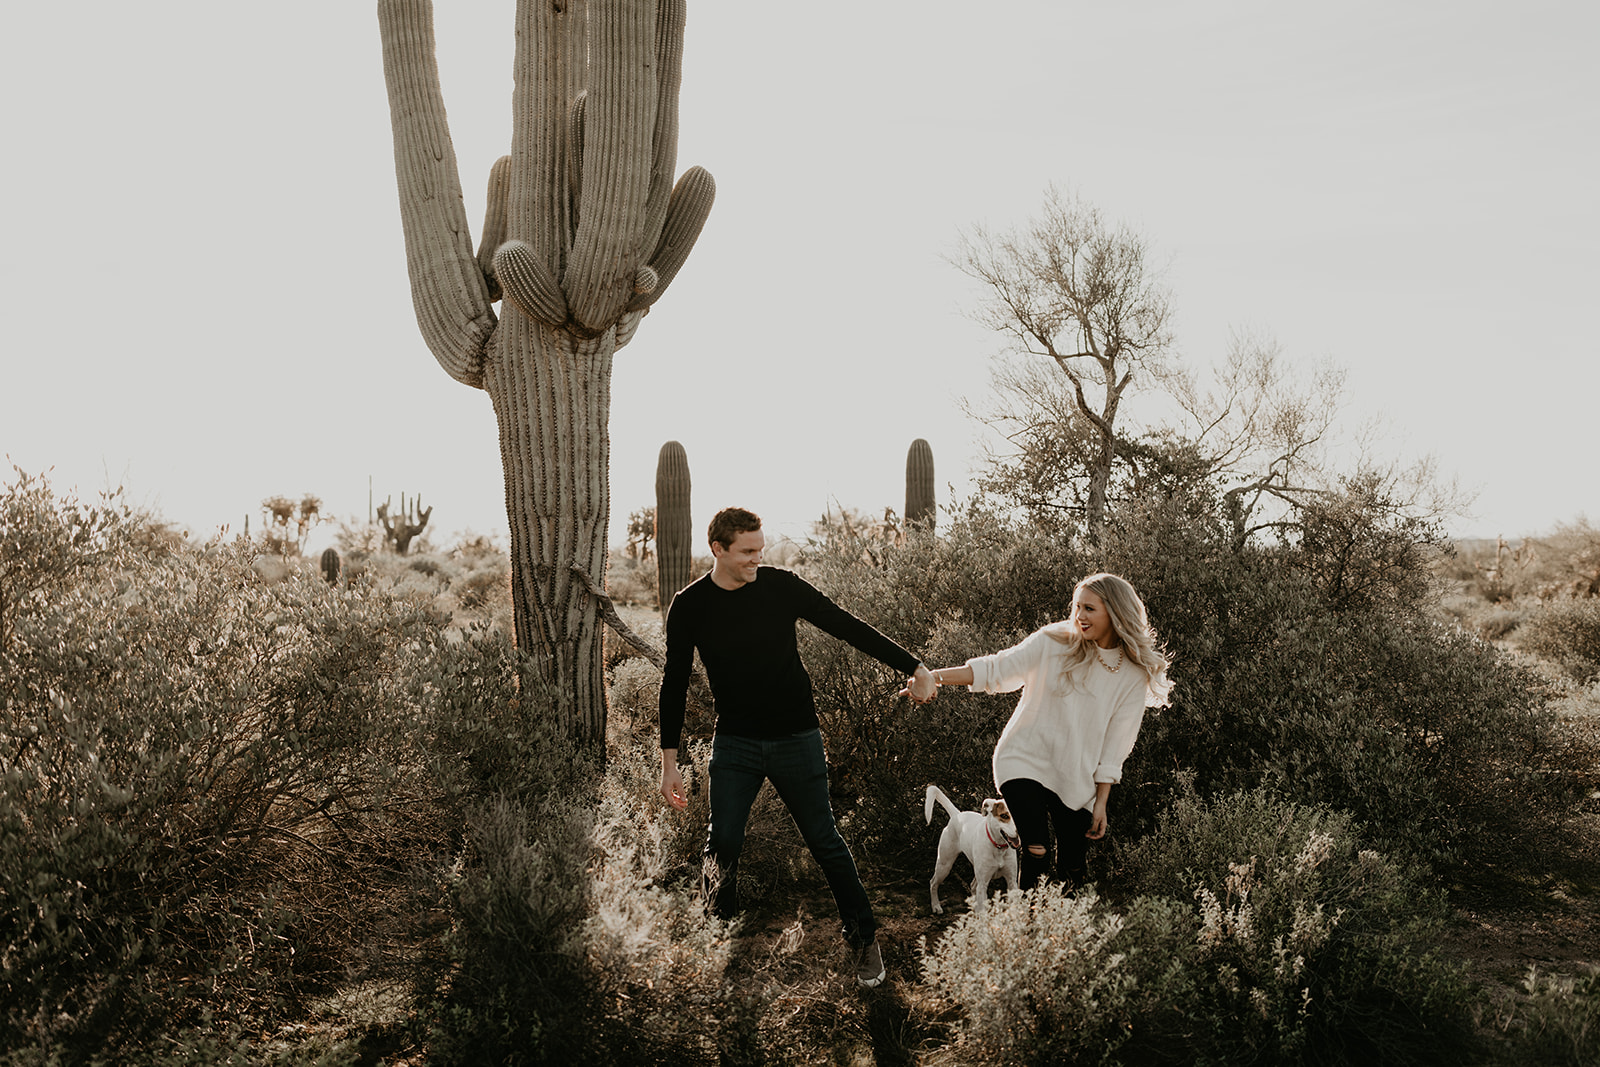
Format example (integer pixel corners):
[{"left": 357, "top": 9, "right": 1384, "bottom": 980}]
[
  {"left": 658, "top": 592, "right": 693, "bottom": 750},
  {"left": 787, "top": 571, "right": 921, "bottom": 675}
]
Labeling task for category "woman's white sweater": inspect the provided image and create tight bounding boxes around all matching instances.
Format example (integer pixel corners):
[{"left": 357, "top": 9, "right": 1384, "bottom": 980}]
[{"left": 966, "top": 628, "right": 1148, "bottom": 812}]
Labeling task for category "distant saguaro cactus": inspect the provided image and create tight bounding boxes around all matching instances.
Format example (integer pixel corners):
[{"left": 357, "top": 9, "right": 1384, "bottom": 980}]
[
  {"left": 906, "top": 438, "right": 936, "bottom": 529},
  {"left": 320, "top": 547, "right": 341, "bottom": 585},
  {"left": 655, "top": 441, "right": 692, "bottom": 617},
  {"left": 376, "top": 494, "right": 432, "bottom": 556},
  {"left": 379, "top": 0, "right": 714, "bottom": 747}
]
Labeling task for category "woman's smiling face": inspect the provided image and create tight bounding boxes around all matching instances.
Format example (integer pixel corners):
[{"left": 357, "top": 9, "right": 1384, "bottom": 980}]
[{"left": 1072, "top": 587, "right": 1118, "bottom": 648}]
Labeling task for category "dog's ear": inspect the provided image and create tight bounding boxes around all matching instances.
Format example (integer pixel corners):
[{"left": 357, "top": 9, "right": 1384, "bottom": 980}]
[{"left": 981, "top": 799, "right": 996, "bottom": 815}]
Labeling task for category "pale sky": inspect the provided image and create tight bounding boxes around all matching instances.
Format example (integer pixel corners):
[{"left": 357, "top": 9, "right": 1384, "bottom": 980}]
[{"left": 4, "top": 2, "right": 1594, "bottom": 556}]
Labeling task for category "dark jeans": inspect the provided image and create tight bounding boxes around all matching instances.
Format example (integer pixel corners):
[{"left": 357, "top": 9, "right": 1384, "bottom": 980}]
[
  {"left": 1000, "top": 777, "right": 1093, "bottom": 890},
  {"left": 705, "top": 728, "right": 875, "bottom": 945}
]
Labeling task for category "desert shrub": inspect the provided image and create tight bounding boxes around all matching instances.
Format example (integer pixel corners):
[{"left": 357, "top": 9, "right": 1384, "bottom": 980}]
[
  {"left": 1500, "top": 966, "right": 1600, "bottom": 1066},
  {"left": 920, "top": 887, "right": 1170, "bottom": 1066},
  {"left": 605, "top": 546, "right": 658, "bottom": 607},
  {"left": 1114, "top": 786, "right": 1471, "bottom": 1064},
  {"left": 582, "top": 782, "right": 745, "bottom": 1060},
  {"left": 795, "top": 494, "right": 1564, "bottom": 873},
  {"left": 425, "top": 789, "right": 597, "bottom": 1065},
  {"left": 2, "top": 473, "right": 755, "bottom": 1063},
  {"left": 608, "top": 653, "right": 665, "bottom": 733},
  {"left": 1287, "top": 472, "right": 1444, "bottom": 615},
  {"left": 1533, "top": 518, "right": 1600, "bottom": 598},
  {"left": 427, "top": 716, "right": 753, "bottom": 1066},
  {"left": 1471, "top": 603, "right": 1528, "bottom": 640},
  {"left": 923, "top": 788, "right": 1471, "bottom": 1066},
  {"left": 1127, "top": 589, "right": 1555, "bottom": 867},
  {"left": 324, "top": 525, "right": 511, "bottom": 635},
  {"left": 1450, "top": 520, "right": 1600, "bottom": 606},
  {"left": 1517, "top": 598, "right": 1600, "bottom": 681},
  {"left": 405, "top": 626, "right": 583, "bottom": 809},
  {"left": 1, "top": 472, "right": 464, "bottom": 1060}
]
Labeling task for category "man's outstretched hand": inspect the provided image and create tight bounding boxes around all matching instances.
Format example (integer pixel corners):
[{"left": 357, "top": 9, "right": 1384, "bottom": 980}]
[{"left": 660, "top": 752, "right": 688, "bottom": 810}]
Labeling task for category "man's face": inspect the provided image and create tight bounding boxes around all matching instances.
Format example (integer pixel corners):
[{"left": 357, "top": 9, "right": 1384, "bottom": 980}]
[{"left": 712, "top": 529, "right": 764, "bottom": 587}]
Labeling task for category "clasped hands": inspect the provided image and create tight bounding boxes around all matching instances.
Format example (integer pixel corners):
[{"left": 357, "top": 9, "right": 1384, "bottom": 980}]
[{"left": 899, "top": 664, "right": 938, "bottom": 704}]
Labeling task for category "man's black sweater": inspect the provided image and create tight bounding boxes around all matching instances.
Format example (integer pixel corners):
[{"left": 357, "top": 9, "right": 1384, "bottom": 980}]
[{"left": 658, "top": 566, "right": 921, "bottom": 751}]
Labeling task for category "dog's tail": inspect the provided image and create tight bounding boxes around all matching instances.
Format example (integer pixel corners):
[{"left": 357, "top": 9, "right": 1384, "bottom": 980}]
[{"left": 924, "top": 784, "right": 962, "bottom": 827}]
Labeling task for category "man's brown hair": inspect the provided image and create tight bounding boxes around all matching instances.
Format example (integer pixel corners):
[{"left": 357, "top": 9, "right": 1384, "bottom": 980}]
[{"left": 708, "top": 507, "right": 762, "bottom": 550}]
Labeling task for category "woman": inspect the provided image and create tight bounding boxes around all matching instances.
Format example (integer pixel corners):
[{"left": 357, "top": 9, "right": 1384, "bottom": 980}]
[{"left": 922, "top": 573, "right": 1172, "bottom": 890}]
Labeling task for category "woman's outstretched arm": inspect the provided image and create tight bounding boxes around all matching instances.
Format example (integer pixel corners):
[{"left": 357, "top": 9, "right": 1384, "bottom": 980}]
[
  {"left": 929, "top": 665, "right": 974, "bottom": 687},
  {"left": 898, "top": 663, "right": 974, "bottom": 698}
]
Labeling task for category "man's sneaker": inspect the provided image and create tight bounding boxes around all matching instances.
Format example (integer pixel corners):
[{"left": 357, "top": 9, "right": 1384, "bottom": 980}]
[{"left": 854, "top": 937, "right": 886, "bottom": 988}]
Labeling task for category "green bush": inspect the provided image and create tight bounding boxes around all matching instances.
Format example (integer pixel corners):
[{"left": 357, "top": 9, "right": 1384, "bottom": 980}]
[
  {"left": 1518, "top": 599, "right": 1600, "bottom": 681},
  {"left": 1501, "top": 966, "right": 1600, "bottom": 1066},
  {"left": 921, "top": 788, "right": 1472, "bottom": 1066},
  {"left": 920, "top": 887, "right": 1167, "bottom": 1066},
  {"left": 1, "top": 471, "right": 753, "bottom": 1063},
  {"left": 793, "top": 495, "right": 1565, "bottom": 872},
  {"left": 1114, "top": 786, "right": 1472, "bottom": 1065},
  {"left": 1, "top": 472, "right": 460, "bottom": 1059},
  {"left": 426, "top": 791, "right": 597, "bottom": 1064},
  {"left": 425, "top": 721, "right": 752, "bottom": 1066},
  {"left": 1471, "top": 603, "right": 1528, "bottom": 640}
]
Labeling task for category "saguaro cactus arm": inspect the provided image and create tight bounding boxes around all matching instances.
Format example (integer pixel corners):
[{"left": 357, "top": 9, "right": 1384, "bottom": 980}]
[
  {"left": 563, "top": 1, "right": 662, "bottom": 331},
  {"left": 494, "top": 239, "right": 570, "bottom": 325},
  {"left": 476, "top": 154, "right": 512, "bottom": 302},
  {"left": 378, "top": 0, "right": 496, "bottom": 389},
  {"left": 638, "top": 0, "right": 687, "bottom": 265},
  {"left": 627, "top": 165, "right": 716, "bottom": 312}
]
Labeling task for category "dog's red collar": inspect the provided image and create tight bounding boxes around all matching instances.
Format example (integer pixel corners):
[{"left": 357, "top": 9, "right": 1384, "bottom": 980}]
[{"left": 986, "top": 824, "right": 1016, "bottom": 850}]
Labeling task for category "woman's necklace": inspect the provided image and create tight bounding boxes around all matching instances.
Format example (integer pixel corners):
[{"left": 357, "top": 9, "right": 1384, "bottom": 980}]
[{"left": 1094, "top": 645, "right": 1124, "bottom": 673}]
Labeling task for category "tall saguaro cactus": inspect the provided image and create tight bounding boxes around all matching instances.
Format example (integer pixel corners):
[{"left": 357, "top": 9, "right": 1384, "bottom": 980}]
[
  {"left": 378, "top": 0, "right": 715, "bottom": 747},
  {"left": 906, "top": 438, "right": 936, "bottom": 529},
  {"left": 654, "top": 440, "right": 692, "bottom": 617}
]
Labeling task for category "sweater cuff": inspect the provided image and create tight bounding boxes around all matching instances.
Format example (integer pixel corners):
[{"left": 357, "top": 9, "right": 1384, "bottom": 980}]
[{"left": 964, "top": 656, "right": 989, "bottom": 692}]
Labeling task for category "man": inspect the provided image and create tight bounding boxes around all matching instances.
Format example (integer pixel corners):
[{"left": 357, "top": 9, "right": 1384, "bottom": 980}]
[{"left": 658, "top": 507, "right": 936, "bottom": 988}]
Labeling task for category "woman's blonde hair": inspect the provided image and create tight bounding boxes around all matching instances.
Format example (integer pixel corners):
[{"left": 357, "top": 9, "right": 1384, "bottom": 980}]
[{"left": 1044, "top": 572, "right": 1174, "bottom": 706}]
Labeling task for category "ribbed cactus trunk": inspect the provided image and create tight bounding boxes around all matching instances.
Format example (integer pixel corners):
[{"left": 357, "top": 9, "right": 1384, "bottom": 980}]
[
  {"left": 378, "top": 0, "right": 713, "bottom": 749},
  {"left": 489, "top": 316, "right": 616, "bottom": 739},
  {"left": 906, "top": 438, "right": 936, "bottom": 530},
  {"left": 654, "top": 440, "right": 692, "bottom": 617}
]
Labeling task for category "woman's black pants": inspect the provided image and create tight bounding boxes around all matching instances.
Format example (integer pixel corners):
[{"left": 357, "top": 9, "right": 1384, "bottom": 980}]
[{"left": 999, "top": 777, "right": 1092, "bottom": 889}]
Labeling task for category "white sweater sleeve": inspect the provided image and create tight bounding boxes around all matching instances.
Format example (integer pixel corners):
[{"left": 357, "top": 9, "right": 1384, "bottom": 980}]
[
  {"left": 966, "top": 630, "right": 1049, "bottom": 695},
  {"left": 1093, "top": 684, "right": 1147, "bottom": 784}
]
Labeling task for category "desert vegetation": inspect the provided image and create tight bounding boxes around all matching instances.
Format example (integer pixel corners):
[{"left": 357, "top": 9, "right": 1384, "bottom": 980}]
[
  {"left": 4, "top": 449, "right": 1598, "bottom": 1065},
  {"left": 6, "top": 51, "right": 1595, "bottom": 1055}
]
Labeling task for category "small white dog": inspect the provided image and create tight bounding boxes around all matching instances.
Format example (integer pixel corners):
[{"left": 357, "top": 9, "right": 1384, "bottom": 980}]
[{"left": 925, "top": 784, "right": 1021, "bottom": 915}]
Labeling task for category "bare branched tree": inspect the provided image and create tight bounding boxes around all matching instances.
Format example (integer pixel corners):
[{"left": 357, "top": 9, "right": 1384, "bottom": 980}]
[
  {"left": 1171, "top": 330, "right": 1346, "bottom": 547},
  {"left": 953, "top": 186, "right": 1174, "bottom": 539},
  {"left": 957, "top": 189, "right": 1470, "bottom": 555}
]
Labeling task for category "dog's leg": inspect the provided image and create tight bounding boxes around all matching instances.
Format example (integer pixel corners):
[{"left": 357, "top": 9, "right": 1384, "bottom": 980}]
[
  {"left": 930, "top": 825, "right": 961, "bottom": 915},
  {"left": 971, "top": 853, "right": 999, "bottom": 915}
]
